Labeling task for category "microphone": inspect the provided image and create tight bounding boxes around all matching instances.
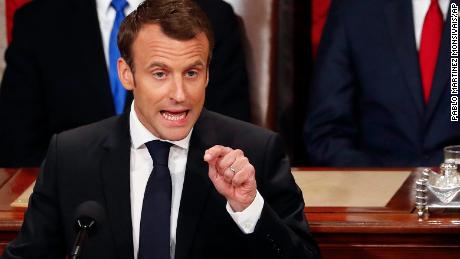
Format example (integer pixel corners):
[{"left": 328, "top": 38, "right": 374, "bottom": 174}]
[{"left": 70, "top": 201, "right": 105, "bottom": 259}]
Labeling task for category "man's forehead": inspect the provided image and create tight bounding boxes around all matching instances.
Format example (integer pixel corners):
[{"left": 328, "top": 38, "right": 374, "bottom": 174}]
[
  {"left": 135, "top": 24, "right": 209, "bottom": 49},
  {"left": 132, "top": 24, "right": 210, "bottom": 60}
]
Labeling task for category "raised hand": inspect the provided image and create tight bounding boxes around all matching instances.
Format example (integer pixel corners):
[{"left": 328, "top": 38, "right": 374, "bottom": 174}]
[{"left": 204, "top": 145, "right": 257, "bottom": 212}]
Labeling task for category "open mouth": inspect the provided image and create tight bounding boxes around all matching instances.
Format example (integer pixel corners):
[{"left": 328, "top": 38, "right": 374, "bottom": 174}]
[{"left": 160, "top": 110, "right": 189, "bottom": 121}]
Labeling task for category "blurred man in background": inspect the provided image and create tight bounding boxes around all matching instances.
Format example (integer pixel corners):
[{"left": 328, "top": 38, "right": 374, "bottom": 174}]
[
  {"left": 0, "top": 0, "right": 250, "bottom": 167},
  {"left": 305, "top": 0, "right": 459, "bottom": 166}
]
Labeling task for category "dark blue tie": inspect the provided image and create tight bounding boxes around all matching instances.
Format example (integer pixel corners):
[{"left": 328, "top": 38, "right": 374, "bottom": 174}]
[
  {"left": 109, "top": 0, "right": 128, "bottom": 114},
  {"left": 139, "top": 140, "right": 173, "bottom": 259}
]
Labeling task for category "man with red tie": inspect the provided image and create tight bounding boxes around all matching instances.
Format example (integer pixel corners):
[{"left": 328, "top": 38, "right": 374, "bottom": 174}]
[{"left": 304, "top": 0, "right": 459, "bottom": 166}]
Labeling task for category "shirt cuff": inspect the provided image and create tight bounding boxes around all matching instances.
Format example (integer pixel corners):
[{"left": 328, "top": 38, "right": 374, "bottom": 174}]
[{"left": 226, "top": 191, "right": 264, "bottom": 234}]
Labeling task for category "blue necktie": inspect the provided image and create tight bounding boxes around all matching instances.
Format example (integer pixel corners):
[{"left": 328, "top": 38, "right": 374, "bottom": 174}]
[
  {"left": 139, "top": 140, "right": 173, "bottom": 259},
  {"left": 109, "top": 0, "right": 128, "bottom": 114}
]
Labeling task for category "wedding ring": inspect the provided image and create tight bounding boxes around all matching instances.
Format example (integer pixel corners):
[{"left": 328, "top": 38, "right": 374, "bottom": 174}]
[{"left": 230, "top": 166, "right": 237, "bottom": 174}]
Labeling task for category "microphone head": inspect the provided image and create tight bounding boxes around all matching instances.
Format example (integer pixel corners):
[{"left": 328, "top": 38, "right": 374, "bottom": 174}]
[{"left": 74, "top": 200, "right": 105, "bottom": 235}]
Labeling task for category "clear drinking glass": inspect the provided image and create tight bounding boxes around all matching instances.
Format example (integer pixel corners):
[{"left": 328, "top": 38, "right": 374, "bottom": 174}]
[
  {"left": 444, "top": 145, "right": 460, "bottom": 166},
  {"left": 427, "top": 163, "right": 460, "bottom": 204}
]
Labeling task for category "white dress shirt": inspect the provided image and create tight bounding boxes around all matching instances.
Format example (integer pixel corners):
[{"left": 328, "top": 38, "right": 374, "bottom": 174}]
[
  {"left": 412, "top": 0, "right": 450, "bottom": 49},
  {"left": 96, "top": 0, "right": 144, "bottom": 68},
  {"left": 129, "top": 103, "right": 264, "bottom": 259}
]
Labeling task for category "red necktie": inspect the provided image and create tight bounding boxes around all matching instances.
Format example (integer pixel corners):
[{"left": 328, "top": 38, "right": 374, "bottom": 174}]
[{"left": 419, "top": 0, "right": 444, "bottom": 103}]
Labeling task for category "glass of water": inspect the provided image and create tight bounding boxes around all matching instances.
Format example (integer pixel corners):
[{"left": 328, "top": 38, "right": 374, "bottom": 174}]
[{"left": 444, "top": 145, "right": 460, "bottom": 166}]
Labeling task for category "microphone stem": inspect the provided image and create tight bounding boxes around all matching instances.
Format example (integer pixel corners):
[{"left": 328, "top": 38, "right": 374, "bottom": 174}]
[{"left": 70, "top": 228, "right": 88, "bottom": 259}]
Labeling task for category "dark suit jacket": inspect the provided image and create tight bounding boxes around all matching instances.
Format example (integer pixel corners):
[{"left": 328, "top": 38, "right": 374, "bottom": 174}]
[
  {"left": 2, "top": 110, "right": 320, "bottom": 259},
  {"left": 304, "top": 0, "right": 460, "bottom": 166},
  {"left": 0, "top": 0, "right": 250, "bottom": 167}
]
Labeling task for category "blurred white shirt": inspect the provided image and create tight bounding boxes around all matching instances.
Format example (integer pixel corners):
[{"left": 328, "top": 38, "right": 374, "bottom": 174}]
[{"left": 96, "top": 0, "right": 143, "bottom": 68}]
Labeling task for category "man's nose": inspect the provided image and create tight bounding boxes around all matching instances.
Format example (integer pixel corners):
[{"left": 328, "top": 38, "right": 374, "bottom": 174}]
[{"left": 170, "top": 76, "right": 186, "bottom": 102}]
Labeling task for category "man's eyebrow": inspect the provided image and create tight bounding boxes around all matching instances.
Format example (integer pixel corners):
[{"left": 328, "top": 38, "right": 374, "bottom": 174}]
[
  {"left": 186, "top": 60, "right": 205, "bottom": 69},
  {"left": 147, "top": 62, "right": 169, "bottom": 69},
  {"left": 147, "top": 60, "right": 205, "bottom": 70}
]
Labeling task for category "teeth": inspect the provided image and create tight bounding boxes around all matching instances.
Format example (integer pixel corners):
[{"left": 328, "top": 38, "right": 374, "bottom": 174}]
[{"left": 162, "top": 111, "right": 186, "bottom": 121}]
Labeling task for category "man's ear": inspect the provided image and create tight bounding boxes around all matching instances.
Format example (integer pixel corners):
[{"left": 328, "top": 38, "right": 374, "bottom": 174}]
[
  {"left": 118, "top": 58, "right": 135, "bottom": 90},
  {"left": 205, "top": 68, "right": 209, "bottom": 88}
]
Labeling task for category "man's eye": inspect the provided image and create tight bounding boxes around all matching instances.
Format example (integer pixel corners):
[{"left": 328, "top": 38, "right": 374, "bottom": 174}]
[
  {"left": 185, "top": 70, "right": 198, "bottom": 78},
  {"left": 153, "top": 71, "right": 166, "bottom": 79}
]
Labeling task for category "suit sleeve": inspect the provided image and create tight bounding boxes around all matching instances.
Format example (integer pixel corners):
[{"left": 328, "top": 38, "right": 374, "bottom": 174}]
[
  {"left": 2, "top": 135, "right": 66, "bottom": 258},
  {"left": 248, "top": 134, "right": 321, "bottom": 259},
  {"left": 303, "top": 0, "right": 382, "bottom": 166},
  {"left": 203, "top": 2, "right": 251, "bottom": 122},
  {"left": 0, "top": 4, "right": 50, "bottom": 167}
]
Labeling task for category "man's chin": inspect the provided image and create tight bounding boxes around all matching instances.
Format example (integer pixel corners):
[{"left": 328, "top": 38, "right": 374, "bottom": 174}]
[{"left": 159, "top": 127, "right": 192, "bottom": 141}]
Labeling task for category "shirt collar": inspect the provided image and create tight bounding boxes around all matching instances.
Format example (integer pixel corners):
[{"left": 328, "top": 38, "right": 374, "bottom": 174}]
[
  {"left": 129, "top": 102, "right": 192, "bottom": 150},
  {"left": 412, "top": 0, "right": 451, "bottom": 19}
]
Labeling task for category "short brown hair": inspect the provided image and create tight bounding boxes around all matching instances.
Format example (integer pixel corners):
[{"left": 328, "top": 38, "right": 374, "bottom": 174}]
[{"left": 118, "top": 0, "right": 214, "bottom": 70}]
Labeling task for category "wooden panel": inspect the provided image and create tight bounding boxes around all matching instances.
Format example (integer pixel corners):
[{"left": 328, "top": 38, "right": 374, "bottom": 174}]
[
  {"left": 297, "top": 168, "right": 460, "bottom": 258},
  {"left": 319, "top": 246, "right": 460, "bottom": 259},
  {"left": 0, "top": 169, "right": 17, "bottom": 189},
  {"left": 0, "top": 168, "right": 38, "bottom": 254},
  {"left": 0, "top": 167, "right": 459, "bottom": 258}
]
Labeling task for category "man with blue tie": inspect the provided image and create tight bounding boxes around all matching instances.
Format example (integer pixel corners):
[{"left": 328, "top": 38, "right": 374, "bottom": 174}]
[
  {"left": 109, "top": 0, "right": 130, "bottom": 115},
  {"left": 304, "top": 0, "right": 460, "bottom": 166},
  {"left": 1, "top": 0, "right": 320, "bottom": 258},
  {"left": 0, "top": 0, "right": 251, "bottom": 167}
]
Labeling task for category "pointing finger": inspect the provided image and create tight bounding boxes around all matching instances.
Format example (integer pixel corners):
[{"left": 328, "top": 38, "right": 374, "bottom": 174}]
[{"left": 204, "top": 145, "right": 233, "bottom": 162}]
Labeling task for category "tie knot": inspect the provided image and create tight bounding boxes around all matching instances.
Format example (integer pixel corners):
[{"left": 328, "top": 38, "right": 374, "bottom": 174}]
[
  {"left": 111, "top": 0, "right": 128, "bottom": 12},
  {"left": 145, "top": 140, "right": 172, "bottom": 166},
  {"left": 430, "top": 0, "right": 440, "bottom": 6}
]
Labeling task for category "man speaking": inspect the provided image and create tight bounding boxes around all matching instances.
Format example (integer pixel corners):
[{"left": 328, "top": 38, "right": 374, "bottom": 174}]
[{"left": 2, "top": 0, "right": 320, "bottom": 258}]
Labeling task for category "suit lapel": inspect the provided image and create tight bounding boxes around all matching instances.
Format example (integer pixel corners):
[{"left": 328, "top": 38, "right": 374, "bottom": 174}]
[
  {"left": 100, "top": 114, "right": 134, "bottom": 259},
  {"left": 69, "top": 0, "right": 115, "bottom": 114},
  {"left": 385, "top": 0, "right": 424, "bottom": 117},
  {"left": 175, "top": 111, "right": 215, "bottom": 259},
  {"left": 425, "top": 4, "right": 452, "bottom": 122}
]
